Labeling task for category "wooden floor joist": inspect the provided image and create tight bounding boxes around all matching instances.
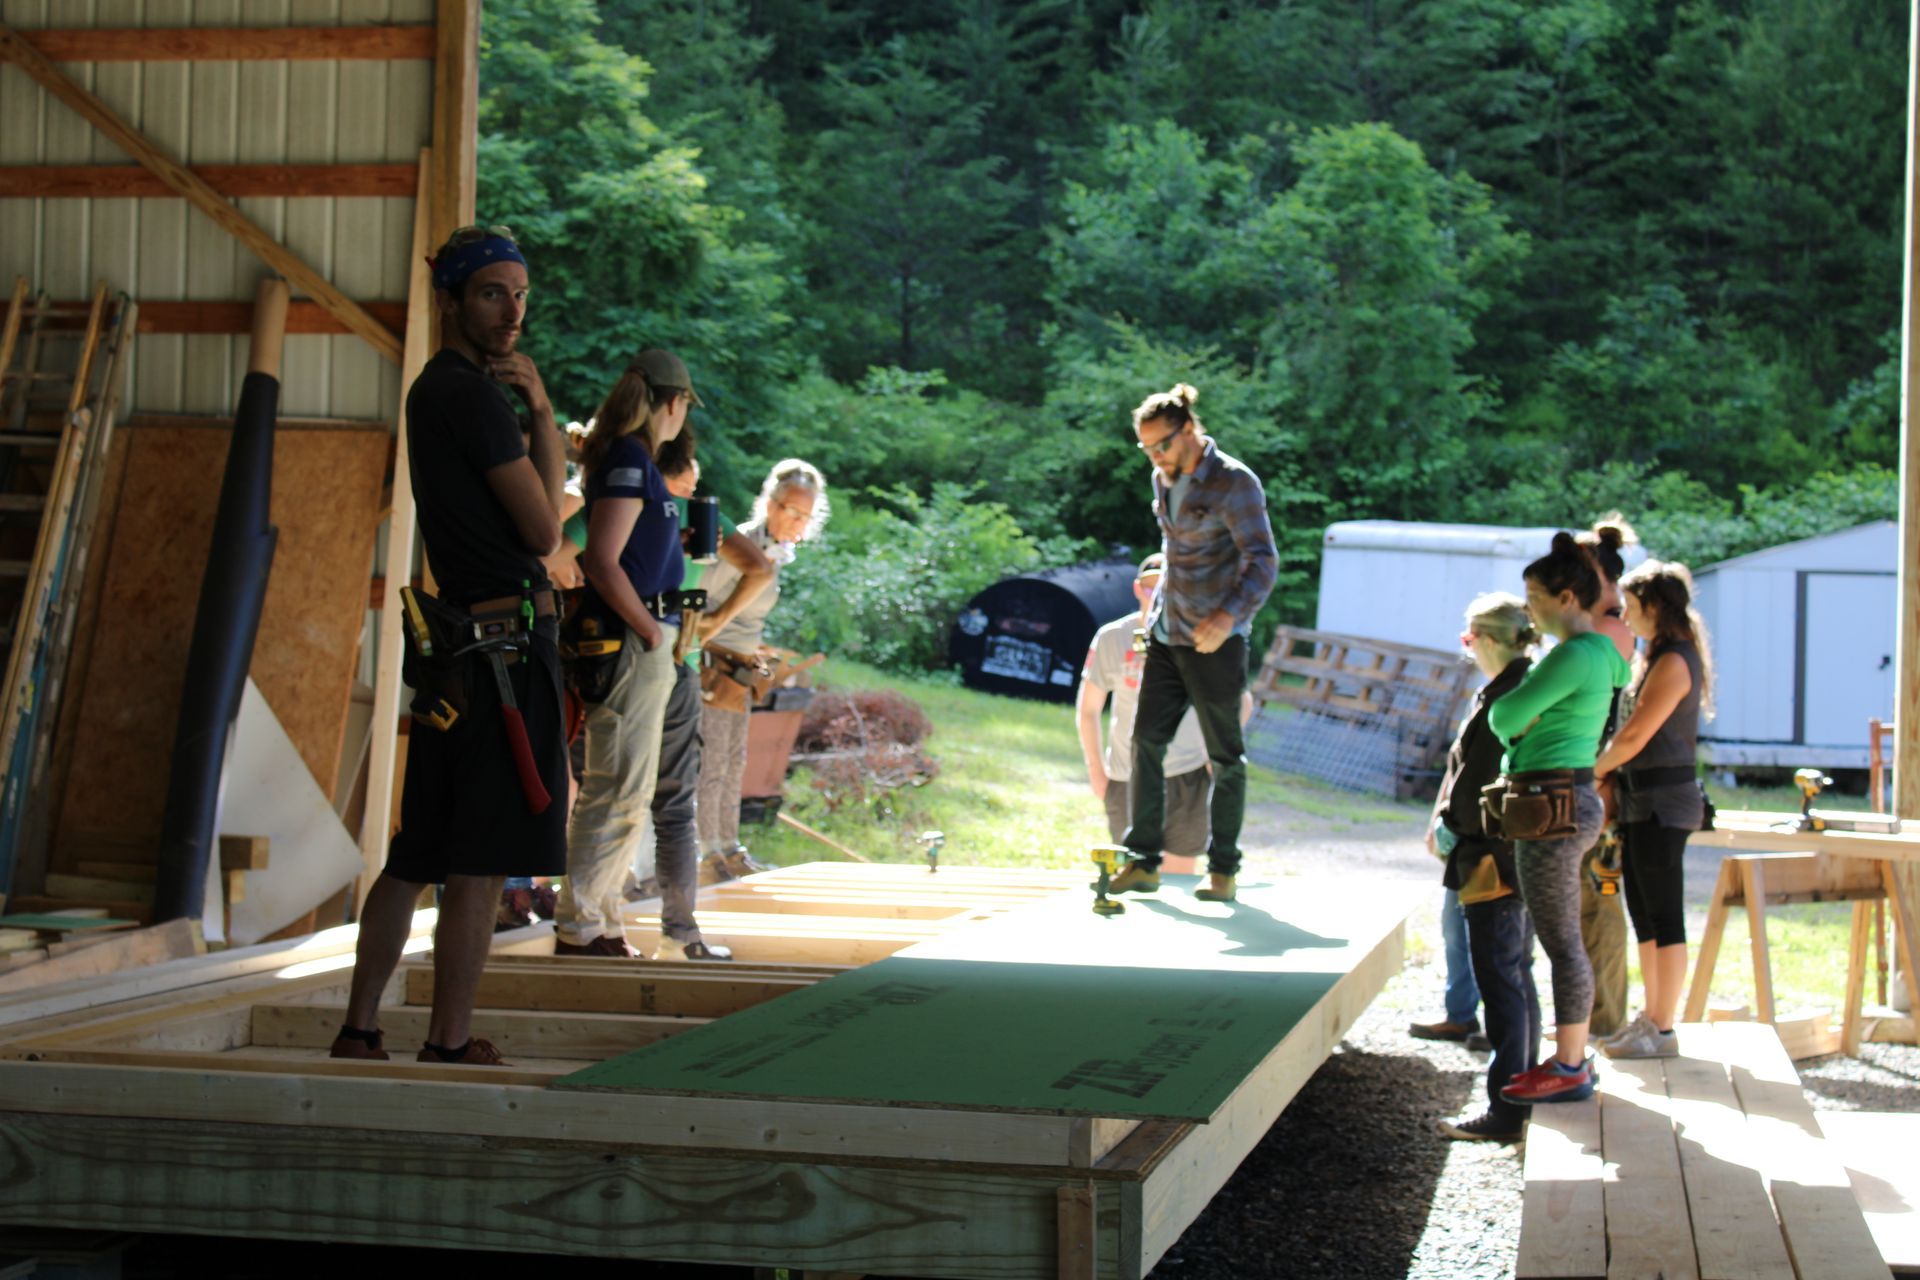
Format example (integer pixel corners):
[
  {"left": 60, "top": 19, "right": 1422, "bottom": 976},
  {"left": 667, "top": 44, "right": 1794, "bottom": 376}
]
[{"left": 0, "top": 862, "right": 1418, "bottom": 1278}]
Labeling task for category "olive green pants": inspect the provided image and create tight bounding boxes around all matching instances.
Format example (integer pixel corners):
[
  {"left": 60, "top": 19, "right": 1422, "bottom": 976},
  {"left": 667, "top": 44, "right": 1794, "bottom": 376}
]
[{"left": 1581, "top": 843, "right": 1630, "bottom": 1037}]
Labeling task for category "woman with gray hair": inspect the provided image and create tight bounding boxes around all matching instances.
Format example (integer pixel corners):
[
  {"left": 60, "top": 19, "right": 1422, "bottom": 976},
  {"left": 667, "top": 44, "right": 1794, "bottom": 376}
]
[{"left": 694, "top": 458, "right": 829, "bottom": 864}]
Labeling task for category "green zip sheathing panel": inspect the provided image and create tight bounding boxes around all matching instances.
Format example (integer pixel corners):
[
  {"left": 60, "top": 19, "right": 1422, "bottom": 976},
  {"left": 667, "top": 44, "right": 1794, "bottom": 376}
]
[{"left": 553, "top": 876, "right": 1417, "bottom": 1121}]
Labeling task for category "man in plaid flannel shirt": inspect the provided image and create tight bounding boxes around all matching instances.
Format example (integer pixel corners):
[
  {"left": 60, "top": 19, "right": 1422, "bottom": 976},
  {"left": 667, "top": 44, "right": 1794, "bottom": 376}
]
[{"left": 1110, "top": 384, "right": 1277, "bottom": 902}]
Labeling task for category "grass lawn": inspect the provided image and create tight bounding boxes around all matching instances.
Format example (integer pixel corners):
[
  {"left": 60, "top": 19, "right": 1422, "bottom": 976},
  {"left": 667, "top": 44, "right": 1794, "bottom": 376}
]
[
  {"left": 748, "top": 659, "right": 1420, "bottom": 871},
  {"left": 749, "top": 661, "right": 1872, "bottom": 1020}
]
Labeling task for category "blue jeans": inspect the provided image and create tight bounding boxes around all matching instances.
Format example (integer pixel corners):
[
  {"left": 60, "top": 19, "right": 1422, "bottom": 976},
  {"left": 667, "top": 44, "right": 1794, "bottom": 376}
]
[
  {"left": 1442, "top": 888, "right": 1480, "bottom": 1025},
  {"left": 504, "top": 877, "right": 533, "bottom": 890},
  {"left": 1464, "top": 895, "right": 1542, "bottom": 1128}
]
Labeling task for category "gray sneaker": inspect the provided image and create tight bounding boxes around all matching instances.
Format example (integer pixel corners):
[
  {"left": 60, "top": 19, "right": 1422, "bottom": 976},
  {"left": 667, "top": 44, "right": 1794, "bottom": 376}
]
[
  {"left": 1598, "top": 1012, "right": 1653, "bottom": 1050},
  {"left": 1602, "top": 1019, "right": 1678, "bottom": 1059}
]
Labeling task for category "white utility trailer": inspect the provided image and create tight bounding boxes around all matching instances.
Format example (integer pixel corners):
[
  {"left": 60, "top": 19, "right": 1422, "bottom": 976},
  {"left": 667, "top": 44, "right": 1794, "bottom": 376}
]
[
  {"left": 1693, "top": 522, "right": 1896, "bottom": 770},
  {"left": 1316, "top": 521, "right": 1644, "bottom": 654}
]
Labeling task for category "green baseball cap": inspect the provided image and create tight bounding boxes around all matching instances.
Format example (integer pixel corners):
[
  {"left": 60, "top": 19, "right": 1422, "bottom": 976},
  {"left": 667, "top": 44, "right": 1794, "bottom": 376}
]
[{"left": 630, "top": 347, "right": 704, "bottom": 407}]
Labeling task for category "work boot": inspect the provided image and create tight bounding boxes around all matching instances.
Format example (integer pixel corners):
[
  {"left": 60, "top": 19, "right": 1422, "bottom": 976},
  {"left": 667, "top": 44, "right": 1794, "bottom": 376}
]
[
  {"left": 554, "top": 934, "right": 637, "bottom": 958},
  {"left": 1107, "top": 863, "right": 1160, "bottom": 894},
  {"left": 417, "top": 1038, "right": 507, "bottom": 1066},
  {"left": 1195, "top": 873, "right": 1236, "bottom": 902},
  {"left": 1409, "top": 1017, "right": 1480, "bottom": 1042},
  {"left": 329, "top": 1026, "right": 388, "bottom": 1061}
]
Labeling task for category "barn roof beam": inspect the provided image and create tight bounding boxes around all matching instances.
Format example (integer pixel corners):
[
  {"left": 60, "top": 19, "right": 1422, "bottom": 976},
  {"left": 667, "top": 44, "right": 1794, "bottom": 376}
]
[
  {"left": 0, "top": 23, "right": 404, "bottom": 366},
  {"left": 0, "top": 164, "right": 418, "bottom": 199},
  {"left": 16, "top": 25, "right": 434, "bottom": 62},
  {"left": 35, "top": 301, "right": 406, "bottom": 337}
]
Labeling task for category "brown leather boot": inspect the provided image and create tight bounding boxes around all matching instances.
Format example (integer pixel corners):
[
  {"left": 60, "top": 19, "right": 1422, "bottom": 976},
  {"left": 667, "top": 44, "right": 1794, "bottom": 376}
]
[{"left": 1195, "top": 873, "right": 1236, "bottom": 902}]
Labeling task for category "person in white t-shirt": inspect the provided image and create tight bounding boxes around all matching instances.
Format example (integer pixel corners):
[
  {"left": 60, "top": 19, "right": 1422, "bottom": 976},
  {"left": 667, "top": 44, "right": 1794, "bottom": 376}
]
[{"left": 1076, "top": 554, "right": 1226, "bottom": 873}]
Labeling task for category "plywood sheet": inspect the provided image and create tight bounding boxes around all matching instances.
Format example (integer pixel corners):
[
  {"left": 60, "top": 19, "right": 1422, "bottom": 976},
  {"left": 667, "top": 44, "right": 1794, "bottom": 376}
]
[
  {"left": 555, "top": 878, "right": 1418, "bottom": 1121},
  {"left": 52, "top": 418, "right": 386, "bottom": 866}
]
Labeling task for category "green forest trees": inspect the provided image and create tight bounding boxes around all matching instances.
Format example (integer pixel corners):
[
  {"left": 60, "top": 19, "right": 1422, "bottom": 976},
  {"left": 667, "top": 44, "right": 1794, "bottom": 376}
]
[{"left": 478, "top": 0, "right": 1908, "bottom": 672}]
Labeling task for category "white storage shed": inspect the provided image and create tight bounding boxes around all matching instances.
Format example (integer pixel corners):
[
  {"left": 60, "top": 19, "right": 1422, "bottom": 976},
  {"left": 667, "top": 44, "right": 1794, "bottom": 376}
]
[
  {"left": 1693, "top": 521, "right": 1897, "bottom": 769},
  {"left": 1315, "top": 521, "right": 1644, "bottom": 654}
]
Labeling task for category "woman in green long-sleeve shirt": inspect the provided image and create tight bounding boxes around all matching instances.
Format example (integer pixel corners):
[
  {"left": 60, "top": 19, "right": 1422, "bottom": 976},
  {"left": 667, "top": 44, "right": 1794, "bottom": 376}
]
[{"left": 1487, "top": 533, "right": 1631, "bottom": 1106}]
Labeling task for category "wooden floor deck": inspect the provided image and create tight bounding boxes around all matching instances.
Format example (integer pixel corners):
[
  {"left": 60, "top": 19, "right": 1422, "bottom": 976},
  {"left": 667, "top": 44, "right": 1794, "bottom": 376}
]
[
  {"left": 0, "top": 863, "right": 1417, "bottom": 1279},
  {"left": 1518, "top": 1021, "right": 1891, "bottom": 1280}
]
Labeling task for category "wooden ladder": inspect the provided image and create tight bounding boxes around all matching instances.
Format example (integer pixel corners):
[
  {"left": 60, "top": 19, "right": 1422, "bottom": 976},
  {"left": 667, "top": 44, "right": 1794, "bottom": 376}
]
[{"left": 0, "top": 278, "right": 136, "bottom": 888}]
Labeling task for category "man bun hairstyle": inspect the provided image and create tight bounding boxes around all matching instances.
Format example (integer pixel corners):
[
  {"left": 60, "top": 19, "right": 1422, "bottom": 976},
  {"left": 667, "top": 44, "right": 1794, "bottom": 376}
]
[
  {"left": 1524, "top": 531, "right": 1605, "bottom": 610},
  {"left": 1577, "top": 514, "right": 1639, "bottom": 585},
  {"left": 1131, "top": 382, "right": 1205, "bottom": 434}
]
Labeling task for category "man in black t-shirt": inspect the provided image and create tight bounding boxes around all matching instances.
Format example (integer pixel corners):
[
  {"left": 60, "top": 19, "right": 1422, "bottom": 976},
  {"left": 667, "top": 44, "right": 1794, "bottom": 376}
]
[{"left": 332, "top": 225, "right": 569, "bottom": 1067}]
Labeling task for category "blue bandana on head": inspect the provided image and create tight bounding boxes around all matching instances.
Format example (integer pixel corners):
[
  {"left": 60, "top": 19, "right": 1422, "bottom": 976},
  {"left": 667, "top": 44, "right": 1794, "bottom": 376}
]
[{"left": 430, "top": 235, "right": 527, "bottom": 292}]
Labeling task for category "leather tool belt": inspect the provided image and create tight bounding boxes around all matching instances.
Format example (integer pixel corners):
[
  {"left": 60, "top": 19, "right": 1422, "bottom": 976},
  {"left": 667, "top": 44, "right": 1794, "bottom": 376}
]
[
  {"left": 700, "top": 640, "right": 772, "bottom": 714},
  {"left": 1480, "top": 768, "right": 1590, "bottom": 843},
  {"left": 467, "top": 587, "right": 557, "bottom": 619}
]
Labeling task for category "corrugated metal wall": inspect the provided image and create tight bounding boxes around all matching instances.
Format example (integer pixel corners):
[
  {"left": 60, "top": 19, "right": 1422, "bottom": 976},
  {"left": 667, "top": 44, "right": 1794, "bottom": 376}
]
[{"left": 0, "top": 0, "right": 430, "bottom": 423}]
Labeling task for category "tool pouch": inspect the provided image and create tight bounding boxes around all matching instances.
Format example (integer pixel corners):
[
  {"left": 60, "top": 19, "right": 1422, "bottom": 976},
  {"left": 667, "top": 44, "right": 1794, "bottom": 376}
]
[
  {"left": 701, "top": 642, "right": 769, "bottom": 714},
  {"left": 1493, "top": 770, "right": 1579, "bottom": 842},
  {"left": 560, "top": 611, "right": 624, "bottom": 705},
  {"left": 399, "top": 587, "right": 477, "bottom": 731}
]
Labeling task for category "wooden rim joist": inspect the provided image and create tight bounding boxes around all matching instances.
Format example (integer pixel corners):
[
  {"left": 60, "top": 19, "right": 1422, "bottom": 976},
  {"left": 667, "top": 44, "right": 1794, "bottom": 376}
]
[{"left": 0, "top": 861, "right": 1415, "bottom": 1279}]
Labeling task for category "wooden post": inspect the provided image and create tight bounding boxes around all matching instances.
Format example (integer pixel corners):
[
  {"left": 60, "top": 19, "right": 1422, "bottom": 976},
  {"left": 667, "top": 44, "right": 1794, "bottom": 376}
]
[
  {"left": 1896, "top": 0, "right": 1920, "bottom": 1014},
  {"left": 357, "top": 151, "right": 434, "bottom": 908},
  {"left": 1742, "top": 861, "right": 1776, "bottom": 1024},
  {"left": 431, "top": 0, "right": 480, "bottom": 246}
]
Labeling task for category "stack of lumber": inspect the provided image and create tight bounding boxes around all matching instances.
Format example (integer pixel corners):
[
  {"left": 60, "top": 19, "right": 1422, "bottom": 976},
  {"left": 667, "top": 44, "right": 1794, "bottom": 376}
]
[{"left": 0, "top": 912, "right": 199, "bottom": 993}]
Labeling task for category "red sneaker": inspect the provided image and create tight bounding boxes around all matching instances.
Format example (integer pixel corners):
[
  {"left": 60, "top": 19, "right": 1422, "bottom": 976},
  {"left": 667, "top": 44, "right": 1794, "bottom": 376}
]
[{"left": 1499, "top": 1060, "right": 1595, "bottom": 1104}]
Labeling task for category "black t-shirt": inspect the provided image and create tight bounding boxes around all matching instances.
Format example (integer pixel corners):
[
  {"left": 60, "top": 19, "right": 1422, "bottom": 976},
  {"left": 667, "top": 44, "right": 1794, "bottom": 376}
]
[{"left": 406, "top": 348, "right": 550, "bottom": 605}]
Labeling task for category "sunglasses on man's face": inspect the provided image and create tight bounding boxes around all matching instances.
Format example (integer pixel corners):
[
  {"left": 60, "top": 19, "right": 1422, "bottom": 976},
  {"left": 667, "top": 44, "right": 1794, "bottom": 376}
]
[{"left": 1137, "top": 423, "right": 1187, "bottom": 456}]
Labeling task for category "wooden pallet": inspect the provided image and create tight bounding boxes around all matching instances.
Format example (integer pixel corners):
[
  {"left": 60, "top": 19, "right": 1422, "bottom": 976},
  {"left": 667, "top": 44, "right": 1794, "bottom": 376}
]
[
  {"left": 1249, "top": 626, "right": 1477, "bottom": 796},
  {"left": 0, "top": 861, "right": 1416, "bottom": 1279},
  {"left": 1517, "top": 1021, "right": 1890, "bottom": 1280}
]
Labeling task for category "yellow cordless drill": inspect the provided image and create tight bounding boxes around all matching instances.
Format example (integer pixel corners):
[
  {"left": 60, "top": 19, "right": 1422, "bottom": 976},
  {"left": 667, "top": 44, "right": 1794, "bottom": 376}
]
[{"left": 1090, "top": 844, "right": 1131, "bottom": 916}]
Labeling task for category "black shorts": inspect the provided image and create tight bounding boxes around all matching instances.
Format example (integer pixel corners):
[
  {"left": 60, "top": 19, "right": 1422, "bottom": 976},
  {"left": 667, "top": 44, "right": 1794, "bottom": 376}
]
[{"left": 385, "top": 624, "right": 570, "bottom": 883}]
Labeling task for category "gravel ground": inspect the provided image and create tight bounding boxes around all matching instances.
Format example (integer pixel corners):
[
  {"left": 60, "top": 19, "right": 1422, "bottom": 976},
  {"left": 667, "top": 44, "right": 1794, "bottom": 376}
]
[{"left": 1136, "top": 803, "right": 1920, "bottom": 1280}]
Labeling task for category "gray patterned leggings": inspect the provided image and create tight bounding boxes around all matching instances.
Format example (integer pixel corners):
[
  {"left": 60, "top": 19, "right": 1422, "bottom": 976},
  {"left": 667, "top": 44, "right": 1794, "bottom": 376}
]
[{"left": 1513, "top": 783, "right": 1606, "bottom": 1028}]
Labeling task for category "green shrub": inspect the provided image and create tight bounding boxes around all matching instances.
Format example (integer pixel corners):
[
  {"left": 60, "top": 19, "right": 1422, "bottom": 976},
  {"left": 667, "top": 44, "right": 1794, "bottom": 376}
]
[{"left": 771, "top": 482, "right": 1095, "bottom": 673}]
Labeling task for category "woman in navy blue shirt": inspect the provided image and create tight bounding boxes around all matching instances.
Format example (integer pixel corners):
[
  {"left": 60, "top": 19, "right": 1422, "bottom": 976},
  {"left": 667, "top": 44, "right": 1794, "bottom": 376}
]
[{"left": 554, "top": 349, "right": 699, "bottom": 956}]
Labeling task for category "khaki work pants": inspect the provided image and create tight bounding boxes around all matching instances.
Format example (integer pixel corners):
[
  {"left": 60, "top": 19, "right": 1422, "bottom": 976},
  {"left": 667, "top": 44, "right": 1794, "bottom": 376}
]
[
  {"left": 1580, "top": 842, "right": 1630, "bottom": 1037},
  {"left": 556, "top": 623, "right": 678, "bottom": 947}
]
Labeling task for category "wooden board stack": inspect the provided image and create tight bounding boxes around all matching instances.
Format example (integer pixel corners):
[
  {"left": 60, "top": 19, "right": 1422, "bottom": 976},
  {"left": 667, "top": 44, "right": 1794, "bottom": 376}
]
[
  {"left": 0, "top": 861, "right": 1416, "bottom": 1279},
  {"left": 1517, "top": 1021, "right": 1892, "bottom": 1280}
]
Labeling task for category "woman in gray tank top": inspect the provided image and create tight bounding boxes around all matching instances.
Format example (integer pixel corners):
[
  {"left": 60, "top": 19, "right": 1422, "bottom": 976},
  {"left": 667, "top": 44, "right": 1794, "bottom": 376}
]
[{"left": 1592, "top": 560, "right": 1715, "bottom": 1059}]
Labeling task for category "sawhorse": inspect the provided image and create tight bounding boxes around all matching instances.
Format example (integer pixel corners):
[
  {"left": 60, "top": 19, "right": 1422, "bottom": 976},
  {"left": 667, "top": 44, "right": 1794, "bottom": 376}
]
[{"left": 1685, "top": 850, "right": 1920, "bottom": 1055}]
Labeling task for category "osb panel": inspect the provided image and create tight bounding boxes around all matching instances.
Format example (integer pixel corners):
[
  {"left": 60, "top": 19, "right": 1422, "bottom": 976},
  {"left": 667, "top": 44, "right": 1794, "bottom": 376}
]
[{"left": 53, "top": 420, "right": 387, "bottom": 866}]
